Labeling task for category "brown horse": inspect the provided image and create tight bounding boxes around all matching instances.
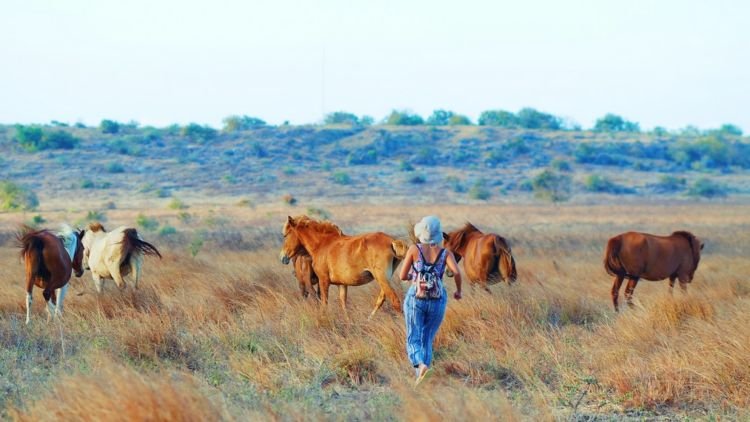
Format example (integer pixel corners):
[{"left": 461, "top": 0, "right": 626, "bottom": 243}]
[
  {"left": 279, "top": 216, "right": 408, "bottom": 316},
  {"left": 17, "top": 225, "right": 85, "bottom": 324},
  {"left": 441, "top": 223, "right": 517, "bottom": 291},
  {"left": 292, "top": 254, "right": 319, "bottom": 298},
  {"left": 604, "top": 231, "right": 704, "bottom": 311}
]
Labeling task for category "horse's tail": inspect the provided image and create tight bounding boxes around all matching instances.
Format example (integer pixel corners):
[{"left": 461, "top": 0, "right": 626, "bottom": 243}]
[
  {"left": 493, "top": 235, "right": 517, "bottom": 283},
  {"left": 604, "top": 236, "right": 625, "bottom": 277},
  {"left": 122, "top": 228, "right": 162, "bottom": 264},
  {"left": 17, "top": 225, "right": 49, "bottom": 280}
]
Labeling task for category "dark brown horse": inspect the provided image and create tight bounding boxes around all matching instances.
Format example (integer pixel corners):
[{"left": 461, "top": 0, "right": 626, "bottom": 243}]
[
  {"left": 442, "top": 223, "right": 517, "bottom": 291},
  {"left": 279, "top": 216, "right": 408, "bottom": 316},
  {"left": 17, "top": 225, "right": 85, "bottom": 324},
  {"left": 604, "top": 231, "right": 704, "bottom": 311}
]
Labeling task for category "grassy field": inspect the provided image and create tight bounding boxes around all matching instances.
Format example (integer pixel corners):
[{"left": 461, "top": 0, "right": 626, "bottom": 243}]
[{"left": 0, "top": 202, "right": 748, "bottom": 421}]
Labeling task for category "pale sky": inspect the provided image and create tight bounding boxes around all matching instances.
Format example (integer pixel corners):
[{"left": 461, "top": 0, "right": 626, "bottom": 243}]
[{"left": 2, "top": 0, "right": 749, "bottom": 131}]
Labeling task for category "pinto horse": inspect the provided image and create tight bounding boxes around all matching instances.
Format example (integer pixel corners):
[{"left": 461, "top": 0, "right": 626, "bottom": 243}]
[
  {"left": 81, "top": 223, "right": 162, "bottom": 292},
  {"left": 442, "top": 223, "right": 517, "bottom": 291},
  {"left": 604, "top": 231, "right": 704, "bottom": 311},
  {"left": 18, "top": 225, "right": 84, "bottom": 324},
  {"left": 279, "top": 216, "right": 408, "bottom": 316}
]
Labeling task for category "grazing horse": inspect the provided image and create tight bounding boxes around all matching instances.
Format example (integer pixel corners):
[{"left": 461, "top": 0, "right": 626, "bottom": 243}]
[
  {"left": 81, "top": 223, "right": 162, "bottom": 292},
  {"left": 604, "top": 231, "right": 704, "bottom": 311},
  {"left": 17, "top": 225, "right": 84, "bottom": 324},
  {"left": 441, "top": 223, "right": 517, "bottom": 292},
  {"left": 279, "top": 216, "right": 408, "bottom": 316}
]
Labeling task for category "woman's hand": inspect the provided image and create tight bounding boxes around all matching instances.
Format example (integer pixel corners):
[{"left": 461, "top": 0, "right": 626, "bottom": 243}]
[{"left": 453, "top": 291, "right": 462, "bottom": 300}]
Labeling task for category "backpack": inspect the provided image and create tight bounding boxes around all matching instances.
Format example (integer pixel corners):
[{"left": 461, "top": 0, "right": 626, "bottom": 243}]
[{"left": 412, "top": 245, "right": 447, "bottom": 300}]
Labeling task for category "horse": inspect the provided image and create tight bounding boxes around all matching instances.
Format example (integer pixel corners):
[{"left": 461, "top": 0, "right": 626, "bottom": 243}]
[
  {"left": 81, "top": 222, "right": 162, "bottom": 292},
  {"left": 441, "top": 223, "right": 517, "bottom": 292},
  {"left": 292, "top": 253, "right": 319, "bottom": 299},
  {"left": 279, "top": 215, "right": 408, "bottom": 317},
  {"left": 17, "top": 225, "right": 84, "bottom": 324},
  {"left": 604, "top": 231, "right": 704, "bottom": 312}
]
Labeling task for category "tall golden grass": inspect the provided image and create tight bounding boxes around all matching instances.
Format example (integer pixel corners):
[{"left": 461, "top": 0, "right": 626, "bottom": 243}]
[{"left": 0, "top": 203, "right": 748, "bottom": 420}]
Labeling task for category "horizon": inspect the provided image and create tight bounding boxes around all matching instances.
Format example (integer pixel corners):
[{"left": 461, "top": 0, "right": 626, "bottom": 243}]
[{"left": 2, "top": 0, "right": 748, "bottom": 132}]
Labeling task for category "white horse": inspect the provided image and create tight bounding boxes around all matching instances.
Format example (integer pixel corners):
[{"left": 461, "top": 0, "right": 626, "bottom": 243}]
[{"left": 81, "top": 223, "right": 161, "bottom": 292}]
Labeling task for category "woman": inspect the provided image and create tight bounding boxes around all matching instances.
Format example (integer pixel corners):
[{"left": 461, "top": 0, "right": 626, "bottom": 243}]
[{"left": 399, "top": 215, "right": 462, "bottom": 385}]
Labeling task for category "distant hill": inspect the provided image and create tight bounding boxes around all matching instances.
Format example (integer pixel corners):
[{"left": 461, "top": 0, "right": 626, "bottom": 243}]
[{"left": 1, "top": 123, "right": 749, "bottom": 208}]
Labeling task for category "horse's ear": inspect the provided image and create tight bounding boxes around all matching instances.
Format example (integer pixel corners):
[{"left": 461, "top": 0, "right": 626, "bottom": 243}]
[
  {"left": 287, "top": 216, "right": 295, "bottom": 227},
  {"left": 700, "top": 242, "right": 705, "bottom": 250},
  {"left": 443, "top": 232, "right": 449, "bottom": 241}
]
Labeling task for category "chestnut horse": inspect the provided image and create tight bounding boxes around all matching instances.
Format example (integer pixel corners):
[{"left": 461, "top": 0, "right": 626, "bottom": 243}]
[
  {"left": 604, "top": 231, "right": 703, "bottom": 311},
  {"left": 441, "top": 223, "right": 517, "bottom": 291},
  {"left": 279, "top": 216, "right": 408, "bottom": 316},
  {"left": 292, "top": 253, "right": 319, "bottom": 298},
  {"left": 81, "top": 223, "right": 162, "bottom": 292},
  {"left": 17, "top": 225, "right": 84, "bottom": 324}
]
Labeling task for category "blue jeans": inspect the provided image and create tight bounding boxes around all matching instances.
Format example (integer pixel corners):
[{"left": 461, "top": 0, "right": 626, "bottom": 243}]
[{"left": 404, "top": 284, "right": 447, "bottom": 370}]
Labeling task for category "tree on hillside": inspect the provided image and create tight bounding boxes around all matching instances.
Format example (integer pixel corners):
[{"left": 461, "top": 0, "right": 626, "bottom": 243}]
[
  {"left": 385, "top": 110, "right": 424, "bottom": 126},
  {"left": 531, "top": 169, "right": 571, "bottom": 202},
  {"left": 100, "top": 119, "right": 121, "bottom": 134},
  {"left": 181, "top": 123, "right": 218, "bottom": 141},
  {"left": 478, "top": 110, "right": 518, "bottom": 127},
  {"left": 593, "top": 114, "right": 640, "bottom": 132},
  {"left": 222, "top": 115, "right": 266, "bottom": 132},
  {"left": 324, "top": 111, "right": 360, "bottom": 125},
  {"left": 718, "top": 123, "right": 743, "bottom": 137},
  {"left": 13, "top": 125, "right": 79, "bottom": 151},
  {"left": 448, "top": 114, "right": 472, "bottom": 125},
  {"left": 517, "top": 108, "right": 562, "bottom": 130},
  {"left": 426, "top": 110, "right": 454, "bottom": 126}
]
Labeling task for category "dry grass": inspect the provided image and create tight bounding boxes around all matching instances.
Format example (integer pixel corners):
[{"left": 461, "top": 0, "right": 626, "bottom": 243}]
[{"left": 1, "top": 202, "right": 749, "bottom": 420}]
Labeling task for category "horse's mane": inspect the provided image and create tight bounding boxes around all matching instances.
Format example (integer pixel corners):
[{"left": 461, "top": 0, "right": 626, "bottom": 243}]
[
  {"left": 291, "top": 215, "right": 343, "bottom": 236},
  {"left": 88, "top": 222, "right": 106, "bottom": 233},
  {"left": 672, "top": 230, "right": 701, "bottom": 268},
  {"left": 449, "top": 222, "right": 482, "bottom": 250}
]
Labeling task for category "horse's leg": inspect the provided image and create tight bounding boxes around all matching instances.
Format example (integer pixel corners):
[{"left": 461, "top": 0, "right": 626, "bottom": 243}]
[
  {"left": 132, "top": 256, "right": 142, "bottom": 289},
  {"left": 624, "top": 277, "right": 639, "bottom": 308},
  {"left": 669, "top": 275, "right": 677, "bottom": 295},
  {"left": 92, "top": 273, "right": 104, "bottom": 293},
  {"left": 373, "top": 269, "right": 401, "bottom": 313},
  {"left": 678, "top": 274, "right": 689, "bottom": 294},
  {"left": 111, "top": 263, "right": 126, "bottom": 289},
  {"left": 25, "top": 286, "right": 33, "bottom": 325},
  {"left": 55, "top": 283, "right": 69, "bottom": 318},
  {"left": 338, "top": 286, "right": 348, "bottom": 317},
  {"left": 44, "top": 289, "right": 54, "bottom": 323},
  {"left": 611, "top": 275, "right": 624, "bottom": 312},
  {"left": 369, "top": 289, "right": 387, "bottom": 319},
  {"left": 318, "top": 275, "right": 331, "bottom": 311}
]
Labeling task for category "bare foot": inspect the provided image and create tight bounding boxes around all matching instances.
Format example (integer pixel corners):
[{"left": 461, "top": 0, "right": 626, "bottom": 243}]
[{"left": 415, "top": 364, "right": 431, "bottom": 386}]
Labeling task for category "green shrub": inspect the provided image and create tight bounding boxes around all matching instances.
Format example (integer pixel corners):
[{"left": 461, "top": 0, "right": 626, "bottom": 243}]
[
  {"left": 0, "top": 181, "right": 38, "bottom": 211},
  {"left": 531, "top": 169, "right": 571, "bottom": 202},
  {"left": 136, "top": 214, "right": 159, "bottom": 231},
  {"left": 385, "top": 110, "right": 424, "bottom": 126},
  {"left": 516, "top": 108, "right": 561, "bottom": 130},
  {"left": 399, "top": 160, "right": 415, "bottom": 172},
  {"left": 100, "top": 119, "right": 121, "bottom": 134},
  {"left": 168, "top": 197, "right": 188, "bottom": 210},
  {"left": 426, "top": 110, "right": 471, "bottom": 126},
  {"left": 28, "top": 214, "right": 46, "bottom": 228},
  {"left": 468, "top": 181, "right": 491, "bottom": 200},
  {"left": 652, "top": 175, "right": 686, "bottom": 193},
  {"left": 106, "top": 162, "right": 125, "bottom": 173},
  {"left": 14, "top": 125, "right": 79, "bottom": 151},
  {"left": 407, "top": 173, "right": 426, "bottom": 184},
  {"left": 332, "top": 171, "right": 352, "bottom": 185},
  {"left": 478, "top": 110, "right": 518, "bottom": 127},
  {"left": 324, "top": 112, "right": 360, "bottom": 125},
  {"left": 189, "top": 231, "right": 205, "bottom": 257},
  {"left": 688, "top": 177, "right": 727, "bottom": 198},
  {"left": 222, "top": 115, "right": 266, "bottom": 131},
  {"left": 181, "top": 123, "right": 217, "bottom": 142},
  {"left": 593, "top": 114, "right": 640, "bottom": 132},
  {"left": 81, "top": 179, "right": 96, "bottom": 189},
  {"left": 158, "top": 225, "right": 177, "bottom": 236},
  {"left": 445, "top": 176, "right": 466, "bottom": 193},
  {"left": 583, "top": 174, "right": 634, "bottom": 194},
  {"left": 551, "top": 158, "right": 572, "bottom": 172}
]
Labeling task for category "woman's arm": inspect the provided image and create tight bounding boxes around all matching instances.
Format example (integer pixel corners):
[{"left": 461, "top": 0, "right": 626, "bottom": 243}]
[
  {"left": 445, "top": 251, "right": 462, "bottom": 299},
  {"left": 399, "top": 245, "right": 418, "bottom": 281}
]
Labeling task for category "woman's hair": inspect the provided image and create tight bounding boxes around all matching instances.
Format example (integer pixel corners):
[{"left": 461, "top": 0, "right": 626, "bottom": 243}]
[{"left": 414, "top": 216, "right": 442, "bottom": 246}]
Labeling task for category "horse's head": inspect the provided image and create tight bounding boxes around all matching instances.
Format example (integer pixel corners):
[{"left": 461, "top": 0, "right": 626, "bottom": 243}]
[
  {"left": 442, "top": 232, "right": 463, "bottom": 263},
  {"left": 72, "top": 229, "right": 85, "bottom": 277},
  {"left": 280, "top": 216, "right": 305, "bottom": 265}
]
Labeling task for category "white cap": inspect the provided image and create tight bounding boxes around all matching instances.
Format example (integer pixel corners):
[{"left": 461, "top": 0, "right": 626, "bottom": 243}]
[{"left": 414, "top": 216, "right": 442, "bottom": 245}]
